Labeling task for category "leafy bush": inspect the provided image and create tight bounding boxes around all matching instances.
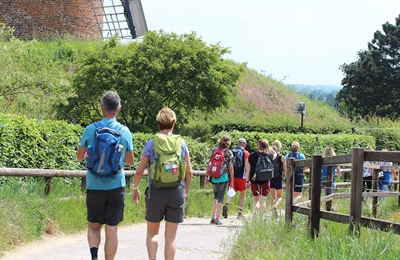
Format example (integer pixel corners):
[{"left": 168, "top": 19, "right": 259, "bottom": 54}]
[{"left": 0, "top": 114, "right": 83, "bottom": 169}]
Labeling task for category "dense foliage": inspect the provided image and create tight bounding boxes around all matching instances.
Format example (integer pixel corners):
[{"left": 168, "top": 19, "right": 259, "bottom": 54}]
[
  {"left": 57, "top": 31, "right": 245, "bottom": 133},
  {"left": 0, "top": 114, "right": 82, "bottom": 169},
  {"left": 337, "top": 14, "right": 400, "bottom": 119}
]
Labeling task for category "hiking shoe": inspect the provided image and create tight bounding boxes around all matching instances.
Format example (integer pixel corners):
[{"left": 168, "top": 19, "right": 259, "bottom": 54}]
[
  {"left": 222, "top": 204, "right": 229, "bottom": 219},
  {"left": 237, "top": 210, "right": 244, "bottom": 219},
  {"left": 215, "top": 218, "right": 223, "bottom": 225},
  {"left": 210, "top": 217, "right": 216, "bottom": 224}
]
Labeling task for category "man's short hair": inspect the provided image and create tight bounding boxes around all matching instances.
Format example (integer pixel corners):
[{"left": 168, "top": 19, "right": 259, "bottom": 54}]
[
  {"left": 238, "top": 138, "right": 247, "bottom": 145},
  {"left": 291, "top": 141, "right": 300, "bottom": 152},
  {"left": 101, "top": 91, "right": 121, "bottom": 112}
]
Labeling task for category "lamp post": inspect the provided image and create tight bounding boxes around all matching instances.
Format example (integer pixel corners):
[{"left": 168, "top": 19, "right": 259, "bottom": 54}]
[{"left": 294, "top": 102, "right": 306, "bottom": 132}]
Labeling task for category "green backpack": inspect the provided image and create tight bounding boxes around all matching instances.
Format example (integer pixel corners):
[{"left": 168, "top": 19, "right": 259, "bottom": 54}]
[{"left": 150, "top": 133, "right": 186, "bottom": 188}]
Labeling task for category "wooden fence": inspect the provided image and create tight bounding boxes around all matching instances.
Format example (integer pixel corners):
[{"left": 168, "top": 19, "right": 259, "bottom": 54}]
[
  {"left": 285, "top": 147, "right": 400, "bottom": 238},
  {"left": 0, "top": 168, "right": 208, "bottom": 195}
]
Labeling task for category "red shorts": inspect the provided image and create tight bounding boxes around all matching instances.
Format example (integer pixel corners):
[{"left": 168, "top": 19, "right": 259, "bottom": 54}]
[
  {"left": 250, "top": 182, "right": 270, "bottom": 197},
  {"left": 233, "top": 178, "right": 246, "bottom": 192}
]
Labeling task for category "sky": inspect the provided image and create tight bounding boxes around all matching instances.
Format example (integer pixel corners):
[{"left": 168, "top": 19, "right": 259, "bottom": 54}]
[{"left": 134, "top": 0, "right": 400, "bottom": 86}]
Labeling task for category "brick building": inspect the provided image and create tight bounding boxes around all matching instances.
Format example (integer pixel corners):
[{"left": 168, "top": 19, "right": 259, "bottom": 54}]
[{"left": 0, "top": 0, "right": 103, "bottom": 39}]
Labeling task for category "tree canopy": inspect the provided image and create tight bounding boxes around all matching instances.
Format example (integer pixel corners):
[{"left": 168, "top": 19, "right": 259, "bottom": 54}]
[
  {"left": 336, "top": 15, "right": 400, "bottom": 119},
  {"left": 57, "top": 30, "right": 245, "bottom": 133}
]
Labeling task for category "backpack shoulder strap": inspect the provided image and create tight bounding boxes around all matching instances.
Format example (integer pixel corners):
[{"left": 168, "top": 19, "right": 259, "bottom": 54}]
[
  {"left": 94, "top": 121, "right": 103, "bottom": 128},
  {"left": 110, "top": 122, "right": 123, "bottom": 131}
]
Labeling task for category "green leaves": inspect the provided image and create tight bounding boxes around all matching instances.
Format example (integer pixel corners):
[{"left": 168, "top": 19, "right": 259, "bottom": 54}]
[
  {"left": 58, "top": 30, "right": 246, "bottom": 133},
  {"left": 337, "top": 15, "right": 400, "bottom": 119}
]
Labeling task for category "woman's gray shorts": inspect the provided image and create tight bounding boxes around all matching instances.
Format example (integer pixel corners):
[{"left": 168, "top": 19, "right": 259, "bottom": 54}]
[{"left": 145, "top": 184, "right": 186, "bottom": 223}]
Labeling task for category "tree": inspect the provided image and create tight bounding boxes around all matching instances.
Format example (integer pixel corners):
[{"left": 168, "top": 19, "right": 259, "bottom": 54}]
[
  {"left": 57, "top": 31, "right": 245, "bottom": 132},
  {"left": 336, "top": 15, "right": 400, "bottom": 119},
  {"left": 0, "top": 31, "right": 70, "bottom": 119},
  {"left": 325, "top": 93, "right": 336, "bottom": 107}
]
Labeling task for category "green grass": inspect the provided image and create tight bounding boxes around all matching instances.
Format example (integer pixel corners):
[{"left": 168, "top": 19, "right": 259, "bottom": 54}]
[
  {"left": 225, "top": 211, "right": 400, "bottom": 260},
  {"left": 2, "top": 177, "right": 400, "bottom": 259}
]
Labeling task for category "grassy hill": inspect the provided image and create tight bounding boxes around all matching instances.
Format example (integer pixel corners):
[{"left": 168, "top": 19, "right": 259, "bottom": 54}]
[{"left": 182, "top": 68, "right": 353, "bottom": 140}]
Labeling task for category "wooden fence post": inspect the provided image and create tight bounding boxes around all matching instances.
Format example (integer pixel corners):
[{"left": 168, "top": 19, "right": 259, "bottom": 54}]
[
  {"left": 81, "top": 177, "right": 86, "bottom": 192},
  {"left": 326, "top": 165, "right": 333, "bottom": 211},
  {"left": 349, "top": 147, "right": 364, "bottom": 236},
  {"left": 310, "top": 154, "right": 322, "bottom": 238},
  {"left": 285, "top": 158, "right": 294, "bottom": 224},
  {"left": 200, "top": 176, "right": 205, "bottom": 188},
  {"left": 44, "top": 177, "right": 52, "bottom": 195},
  {"left": 372, "top": 168, "right": 379, "bottom": 217}
]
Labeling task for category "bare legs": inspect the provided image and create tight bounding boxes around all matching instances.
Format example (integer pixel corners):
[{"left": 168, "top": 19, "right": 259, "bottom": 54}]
[
  {"left": 253, "top": 195, "right": 267, "bottom": 211},
  {"left": 270, "top": 188, "right": 283, "bottom": 208},
  {"left": 212, "top": 199, "right": 223, "bottom": 217},
  {"left": 87, "top": 222, "right": 118, "bottom": 260},
  {"left": 147, "top": 221, "right": 179, "bottom": 260}
]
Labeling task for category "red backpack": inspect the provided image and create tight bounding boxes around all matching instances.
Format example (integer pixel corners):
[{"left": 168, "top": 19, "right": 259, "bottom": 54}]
[{"left": 207, "top": 147, "right": 227, "bottom": 178}]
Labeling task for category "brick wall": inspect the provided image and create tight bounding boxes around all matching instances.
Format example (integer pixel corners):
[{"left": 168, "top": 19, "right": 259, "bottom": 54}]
[{"left": 0, "top": 0, "right": 104, "bottom": 39}]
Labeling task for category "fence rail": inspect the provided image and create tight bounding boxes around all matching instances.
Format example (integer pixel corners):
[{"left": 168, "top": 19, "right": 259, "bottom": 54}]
[
  {"left": 0, "top": 168, "right": 208, "bottom": 195},
  {"left": 286, "top": 148, "right": 400, "bottom": 238}
]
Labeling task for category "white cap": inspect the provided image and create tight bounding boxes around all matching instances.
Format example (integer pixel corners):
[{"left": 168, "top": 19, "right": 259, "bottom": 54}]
[{"left": 227, "top": 187, "right": 236, "bottom": 197}]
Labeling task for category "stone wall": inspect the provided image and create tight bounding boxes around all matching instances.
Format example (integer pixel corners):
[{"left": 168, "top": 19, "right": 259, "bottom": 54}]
[{"left": 0, "top": 0, "right": 104, "bottom": 39}]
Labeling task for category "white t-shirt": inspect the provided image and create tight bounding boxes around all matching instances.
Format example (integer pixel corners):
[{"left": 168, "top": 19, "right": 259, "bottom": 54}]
[{"left": 363, "top": 161, "right": 372, "bottom": 177}]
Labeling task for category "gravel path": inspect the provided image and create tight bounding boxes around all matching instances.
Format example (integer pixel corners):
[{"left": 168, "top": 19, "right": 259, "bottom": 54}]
[{"left": 0, "top": 216, "right": 243, "bottom": 260}]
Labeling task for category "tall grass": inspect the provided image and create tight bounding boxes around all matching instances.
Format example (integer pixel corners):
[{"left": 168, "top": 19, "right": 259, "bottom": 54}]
[{"left": 225, "top": 212, "right": 400, "bottom": 259}]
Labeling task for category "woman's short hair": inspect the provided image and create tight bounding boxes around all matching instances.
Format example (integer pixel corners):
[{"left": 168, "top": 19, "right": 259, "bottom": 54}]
[
  {"left": 218, "top": 135, "right": 231, "bottom": 149},
  {"left": 272, "top": 140, "right": 282, "bottom": 152},
  {"left": 156, "top": 108, "right": 177, "bottom": 130},
  {"left": 101, "top": 91, "right": 121, "bottom": 112},
  {"left": 291, "top": 141, "right": 300, "bottom": 152},
  {"left": 322, "top": 147, "right": 336, "bottom": 157}
]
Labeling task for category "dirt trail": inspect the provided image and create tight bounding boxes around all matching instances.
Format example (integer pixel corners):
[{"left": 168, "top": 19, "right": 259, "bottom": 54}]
[{"left": 0, "top": 216, "right": 242, "bottom": 260}]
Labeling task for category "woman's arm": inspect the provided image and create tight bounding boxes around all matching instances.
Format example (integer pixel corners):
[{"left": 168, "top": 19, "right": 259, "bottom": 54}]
[
  {"left": 184, "top": 153, "right": 193, "bottom": 200},
  {"left": 132, "top": 155, "right": 149, "bottom": 205}
]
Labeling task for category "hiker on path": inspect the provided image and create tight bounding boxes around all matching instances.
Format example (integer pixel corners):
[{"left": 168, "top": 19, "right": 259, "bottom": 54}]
[
  {"left": 363, "top": 146, "right": 374, "bottom": 194},
  {"left": 132, "top": 107, "right": 193, "bottom": 260},
  {"left": 375, "top": 149, "right": 395, "bottom": 200},
  {"left": 286, "top": 141, "right": 306, "bottom": 204},
  {"left": 246, "top": 138, "right": 276, "bottom": 211},
  {"left": 205, "top": 135, "right": 234, "bottom": 225},
  {"left": 222, "top": 138, "right": 250, "bottom": 219},
  {"left": 270, "top": 140, "right": 287, "bottom": 210},
  {"left": 76, "top": 91, "right": 134, "bottom": 260},
  {"left": 321, "top": 147, "right": 341, "bottom": 196}
]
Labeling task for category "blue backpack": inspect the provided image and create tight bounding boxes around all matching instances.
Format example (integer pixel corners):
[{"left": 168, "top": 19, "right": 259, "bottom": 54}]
[
  {"left": 288, "top": 152, "right": 303, "bottom": 175},
  {"left": 86, "top": 121, "right": 124, "bottom": 177},
  {"left": 232, "top": 147, "right": 245, "bottom": 178}
]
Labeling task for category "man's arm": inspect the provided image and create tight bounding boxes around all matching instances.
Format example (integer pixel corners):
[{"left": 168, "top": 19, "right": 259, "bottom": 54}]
[
  {"left": 76, "top": 146, "right": 87, "bottom": 162},
  {"left": 124, "top": 151, "right": 134, "bottom": 166}
]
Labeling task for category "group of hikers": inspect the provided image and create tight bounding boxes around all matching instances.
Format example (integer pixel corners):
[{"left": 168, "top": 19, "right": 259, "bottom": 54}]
[
  {"left": 75, "top": 91, "right": 397, "bottom": 260},
  {"left": 205, "top": 136, "right": 304, "bottom": 225}
]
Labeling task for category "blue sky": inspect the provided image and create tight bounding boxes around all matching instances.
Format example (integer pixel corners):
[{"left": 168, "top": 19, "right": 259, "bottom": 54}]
[{"left": 137, "top": 1, "right": 400, "bottom": 86}]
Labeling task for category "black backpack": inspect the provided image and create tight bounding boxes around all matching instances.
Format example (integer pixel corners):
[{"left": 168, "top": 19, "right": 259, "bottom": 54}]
[
  {"left": 255, "top": 152, "right": 274, "bottom": 181},
  {"left": 273, "top": 154, "right": 283, "bottom": 179},
  {"left": 232, "top": 147, "right": 245, "bottom": 178}
]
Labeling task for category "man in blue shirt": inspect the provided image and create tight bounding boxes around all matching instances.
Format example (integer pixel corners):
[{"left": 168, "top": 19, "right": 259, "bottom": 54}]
[
  {"left": 286, "top": 141, "right": 306, "bottom": 204},
  {"left": 77, "top": 91, "right": 134, "bottom": 260}
]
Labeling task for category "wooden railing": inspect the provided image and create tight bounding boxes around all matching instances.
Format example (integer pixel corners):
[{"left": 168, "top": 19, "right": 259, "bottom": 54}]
[
  {"left": 0, "top": 168, "right": 207, "bottom": 195},
  {"left": 285, "top": 148, "right": 400, "bottom": 238}
]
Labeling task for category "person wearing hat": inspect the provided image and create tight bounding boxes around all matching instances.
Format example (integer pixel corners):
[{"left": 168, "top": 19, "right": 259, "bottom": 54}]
[{"left": 222, "top": 138, "right": 250, "bottom": 219}]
